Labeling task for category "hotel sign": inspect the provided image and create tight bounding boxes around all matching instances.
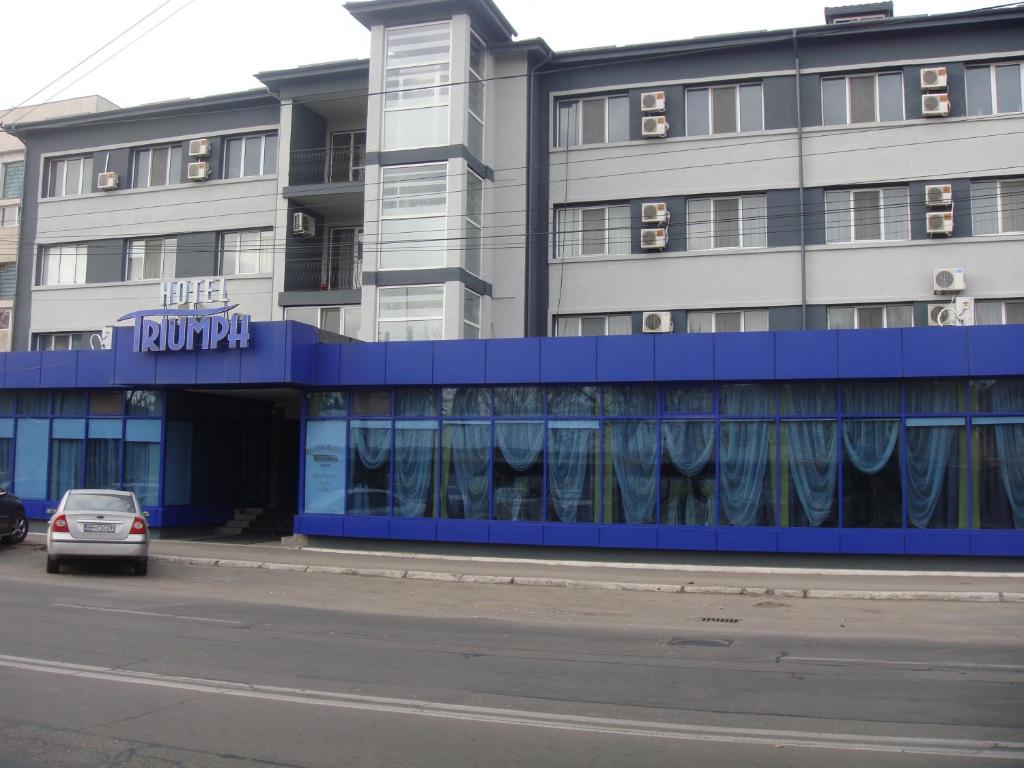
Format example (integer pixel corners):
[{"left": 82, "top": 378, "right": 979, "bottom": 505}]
[{"left": 118, "top": 278, "right": 251, "bottom": 353}]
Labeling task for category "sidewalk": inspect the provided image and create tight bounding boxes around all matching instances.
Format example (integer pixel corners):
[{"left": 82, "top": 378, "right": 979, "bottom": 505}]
[{"left": 121, "top": 534, "right": 1024, "bottom": 603}]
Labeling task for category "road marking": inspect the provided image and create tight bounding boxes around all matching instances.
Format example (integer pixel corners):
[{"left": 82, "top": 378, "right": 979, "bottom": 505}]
[
  {"left": 0, "top": 653, "right": 1020, "bottom": 759},
  {"left": 51, "top": 603, "right": 248, "bottom": 626},
  {"left": 781, "top": 656, "right": 1024, "bottom": 672}
]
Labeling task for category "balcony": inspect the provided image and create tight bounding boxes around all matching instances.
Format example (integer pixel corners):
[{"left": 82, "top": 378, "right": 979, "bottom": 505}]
[
  {"left": 289, "top": 146, "right": 365, "bottom": 187},
  {"left": 284, "top": 252, "right": 362, "bottom": 293}
]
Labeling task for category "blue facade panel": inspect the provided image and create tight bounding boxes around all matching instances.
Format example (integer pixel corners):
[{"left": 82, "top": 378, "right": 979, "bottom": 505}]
[
  {"left": 287, "top": 322, "right": 319, "bottom": 383},
  {"left": 540, "top": 337, "right": 597, "bottom": 383},
  {"left": 113, "top": 329, "right": 156, "bottom": 386},
  {"left": 596, "top": 335, "right": 654, "bottom": 382},
  {"left": 154, "top": 349, "right": 198, "bottom": 386},
  {"left": 340, "top": 343, "right": 386, "bottom": 386},
  {"left": 714, "top": 333, "right": 774, "bottom": 380},
  {"left": 389, "top": 517, "right": 438, "bottom": 541},
  {"left": 240, "top": 322, "right": 288, "bottom": 383},
  {"left": 775, "top": 331, "right": 838, "bottom": 380},
  {"left": 5, "top": 351, "right": 42, "bottom": 388},
  {"left": 968, "top": 326, "right": 1024, "bottom": 377},
  {"left": 653, "top": 333, "right": 714, "bottom": 381},
  {"left": 489, "top": 522, "right": 545, "bottom": 546},
  {"left": 837, "top": 329, "right": 902, "bottom": 379},
  {"left": 436, "top": 519, "right": 490, "bottom": 543},
  {"left": 485, "top": 338, "right": 541, "bottom": 383},
  {"left": 385, "top": 341, "right": 433, "bottom": 385},
  {"left": 433, "top": 340, "right": 486, "bottom": 385},
  {"left": 195, "top": 346, "right": 242, "bottom": 385},
  {"left": 656, "top": 527, "right": 717, "bottom": 551},
  {"left": 902, "top": 327, "right": 969, "bottom": 378},
  {"left": 76, "top": 350, "right": 116, "bottom": 388},
  {"left": 39, "top": 351, "right": 79, "bottom": 389},
  {"left": 313, "top": 343, "right": 342, "bottom": 385}
]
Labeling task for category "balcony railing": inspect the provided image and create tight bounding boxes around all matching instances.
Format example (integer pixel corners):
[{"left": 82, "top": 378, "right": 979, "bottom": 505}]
[
  {"left": 289, "top": 146, "right": 366, "bottom": 187},
  {"left": 284, "top": 255, "right": 363, "bottom": 292}
]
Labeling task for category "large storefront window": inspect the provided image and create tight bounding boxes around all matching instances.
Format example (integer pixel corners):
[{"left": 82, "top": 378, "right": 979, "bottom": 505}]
[
  {"left": 304, "top": 420, "right": 347, "bottom": 514},
  {"left": 49, "top": 420, "right": 85, "bottom": 501},
  {"left": 348, "top": 421, "right": 391, "bottom": 515},
  {"left": 125, "top": 420, "right": 161, "bottom": 506},
  {"left": 86, "top": 420, "right": 122, "bottom": 490}
]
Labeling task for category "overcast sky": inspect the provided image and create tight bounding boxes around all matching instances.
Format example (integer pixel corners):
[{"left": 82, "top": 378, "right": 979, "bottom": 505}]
[{"left": 0, "top": 0, "right": 1005, "bottom": 111}]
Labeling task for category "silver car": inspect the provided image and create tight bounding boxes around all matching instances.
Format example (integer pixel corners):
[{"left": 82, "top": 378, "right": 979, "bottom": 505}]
[{"left": 46, "top": 490, "right": 149, "bottom": 576}]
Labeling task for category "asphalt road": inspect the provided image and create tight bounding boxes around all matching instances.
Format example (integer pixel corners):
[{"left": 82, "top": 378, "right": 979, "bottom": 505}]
[{"left": 1, "top": 543, "right": 1022, "bottom": 767}]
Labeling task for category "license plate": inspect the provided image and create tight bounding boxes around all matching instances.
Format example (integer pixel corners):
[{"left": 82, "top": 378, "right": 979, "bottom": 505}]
[{"left": 83, "top": 523, "right": 117, "bottom": 533}]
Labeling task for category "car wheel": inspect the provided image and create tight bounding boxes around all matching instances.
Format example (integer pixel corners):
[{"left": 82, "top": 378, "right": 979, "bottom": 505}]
[
  {"left": 2, "top": 510, "right": 27, "bottom": 545},
  {"left": 134, "top": 558, "right": 148, "bottom": 576},
  {"left": 46, "top": 557, "right": 60, "bottom": 574}
]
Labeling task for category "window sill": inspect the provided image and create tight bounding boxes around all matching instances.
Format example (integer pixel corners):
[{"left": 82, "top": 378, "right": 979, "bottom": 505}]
[
  {"left": 37, "top": 174, "right": 278, "bottom": 203},
  {"left": 549, "top": 126, "right": 796, "bottom": 153}
]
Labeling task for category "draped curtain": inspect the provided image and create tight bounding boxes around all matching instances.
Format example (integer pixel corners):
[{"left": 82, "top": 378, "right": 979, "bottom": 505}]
[
  {"left": 548, "top": 422, "right": 595, "bottom": 523},
  {"left": 903, "top": 386, "right": 958, "bottom": 529},
  {"left": 992, "top": 383, "right": 1024, "bottom": 529},
  {"left": 786, "top": 421, "right": 838, "bottom": 526},
  {"left": 86, "top": 438, "right": 121, "bottom": 490},
  {"left": 662, "top": 420, "right": 714, "bottom": 525},
  {"left": 49, "top": 439, "right": 83, "bottom": 501},
  {"left": 447, "top": 422, "right": 490, "bottom": 518},
  {"left": 494, "top": 421, "right": 543, "bottom": 521},
  {"left": 393, "top": 422, "right": 436, "bottom": 518},
  {"left": 350, "top": 423, "right": 390, "bottom": 514},
  {"left": 608, "top": 421, "right": 658, "bottom": 524},
  {"left": 124, "top": 442, "right": 160, "bottom": 506},
  {"left": 719, "top": 385, "right": 773, "bottom": 527}
]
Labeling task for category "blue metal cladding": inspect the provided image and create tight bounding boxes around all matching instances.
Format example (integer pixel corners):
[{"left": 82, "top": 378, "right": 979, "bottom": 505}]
[{"left": 2, "top": 322, "right": 1024, "bottom": 556}]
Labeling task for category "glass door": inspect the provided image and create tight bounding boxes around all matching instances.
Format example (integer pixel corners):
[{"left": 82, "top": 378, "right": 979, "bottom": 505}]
[
  {"left": 328, "top": 131, "right": 366, "bottom": 183},
  {"left": 325, "top": 228, "right": 363, "bottom": 290}
]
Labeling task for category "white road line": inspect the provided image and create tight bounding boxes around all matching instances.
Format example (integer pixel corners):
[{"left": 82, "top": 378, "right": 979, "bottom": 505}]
[
  {"left": 0, "top": 653, "right": 1020, "bottom": 759},
  {"left": 301, "top": 546, "right": 1024, "bottom": 579},
  {"left": 781, "top": 656, "right": 1024, "bottom": 672},
  {"left": 51, "top": 603, "right": 248, "bottom": 626}
]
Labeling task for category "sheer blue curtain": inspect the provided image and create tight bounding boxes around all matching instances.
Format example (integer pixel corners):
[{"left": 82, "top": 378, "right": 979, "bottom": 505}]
[
  {"left": 125, "top": 420, "right": 161, "bottom": 506},
  {"left": 608, "top": 420, "right": 658, "bottom": 524},
  {"left": 662, "top": 420, "right": 714, "bottom": 525},
  {"left": 786, "top": 421, "right": 837, "bottom": 526},
  {"left": 842, "top": 420, "right": 899, "bottom": 475},
  {"left": 992, "top": 384, "right": 1024, "bottom": 528},
  {"left": 393, "top": 421, "right": 436, "bottom": 518},
  {"left": 86, "top": 439, "right": 121, "bottom": 489},
  {"left": 719, "top": 385, "right": 773, "bottom": 527},
  {"left": 350, "top": 421, "right": 391, "bottom": 515},
  {"left": 447, "top": 421, "right": 490, "bottom": 518},
  {"left": 49, "top": 439, "right": 83, "bottom": 501},
  {"left": 905, "top": 426, "right": 957, "bottom": 528},
  {"left": 548, "top": 421, "right": 596, "bottom": 523},
  {"left": 494, "top": 421, "right": 543, "bottom": 521}
]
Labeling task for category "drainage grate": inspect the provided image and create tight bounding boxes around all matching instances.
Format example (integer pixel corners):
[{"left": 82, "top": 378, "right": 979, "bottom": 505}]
[{"left": 699, "top": 617, "right": 740, "bottom": 623}]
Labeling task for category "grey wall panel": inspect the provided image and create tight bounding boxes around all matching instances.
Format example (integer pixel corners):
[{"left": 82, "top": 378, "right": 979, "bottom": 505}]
[
  {"left": 769, "top": 305, "right": 804, "bottom": 331},
  {"left": 767, "top": 188, "right": 802, "bottom": 248},
  {"left": 799, "top": 74, "right": 823, "bottom": 128},
  {"left": 763, "top": 76, "right": 798, "bottom": 131},
  {"left": 805, "top": 304, "right": 828, "bottom": 330},
  {"left": 175, "top": 232, "right": 218, "bottom": 278},
  {"left": 952, "top": 178, "right": 973, "bottom": 238},
  {"left": 802, "top": 187, "right": 827, "bottom": 246},
  {"left": 913, "top": 301, "right": 932, "bottom": 328},
  {"left": 290, "top": 103, "right": 326, "bottom": 152},
  {"left": 85, "top": 239, "right": 124, "bottom": 283},
  {"left": 627, "top": 87, "right": 685, "bottom": 142}
]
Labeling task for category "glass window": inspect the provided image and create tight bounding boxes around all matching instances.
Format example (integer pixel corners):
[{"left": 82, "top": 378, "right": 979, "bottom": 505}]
[
  {"left": 86, "top": 419, "right": 121, "bottom": 491},
  {"left": 49, "top": 420, "right": 85, "bottom": 501},
  {"left": 17, "top": 392, "right": 49, "bottom": 416},
  {"left": 842, "top": 419, "right": 902, "bottom": 527},
  {"left": 2, "top": 161, "right": 24, "bottom": 199},
  {"left": 396, "top": 389, "right": 436, "bottom": 417},
  {"left": 556, "top": 205, "right": 630, "bottom": 258},
  {"left": 126, "top": 391, "right": 163, "bottom": 417},
  {"left": 555, "top": 314, "right": 631, "bottom": 337},
  {"left": 383, "top": 22, "right": 451, "bottom": 150},
  {"left": 304, "top": 420, "right": 347, "bottom": 514},
  {"left": 442, "top": 420, "right": 490, "bottom": 519},
  {"left": 972, "top": 421, "right": 1024, "bottom": 529},
  {"left": 825, "top": 187, "right": 909, "bottom": 243},
  {"left": 664, "top": 385, "right": 712, "bottom": 414},
  {"left": 780, "top": 383, "right": 836, "bottom": 415},
  {"left": 660, "top": 420, "right": 715, "bottom": 525},
  {"left": 781, "top": 419, "right": 838, "bottom": 527},
  {"left": 351, "top": 390, "right": 391, "bottom": 416},
  {"left": 719, "top": 418, "right": 776, "bottom": 526},
  {"left": 464, "top": 289, "right": 481, "bottom": 339},
  {"left": 0, "top": 205, "right": 19, "bottom": 227},
  {"left": 220, "top": 229, "right": 273, "bottom": 275},
  {"left": 45, "top": 156, "right": 92, "bottom": 198},
  {"left": 126, "top": 237, "right": 176, "bottom": 281},
  {"left": 687, "top": 195, "right": 766, "bottom": 250},
  {"left": 604, "top": 419, "right": 658, "bottom": 524},
  {"left": 686, "top": 309, "right": 767, "bottom": 333},
  {"left": 468, "top": 32, "right": 485, "bottom": 159},
  {"left": 222, "top": 133, "right": 277, "bottom": 178},
  {"left": 821, "top": 73, "right": 903, "bottom": 125},
  {"left": 377, "top": 285, "right": 444, "bottom": 341},
  {"left": 394, "top": 420, "right": 437, "bottom": 518},
  {"left": 494, "top": 419, "right": 543, "bottom": 521},
  {"left": 441, "top": 387, "right": 490, "bottom": 417},
  {"left": 494, "top": 386, "right": 544, "bottom": 417},
  {"left": 39, "top": 244, "right": 87, "bottom": 286},
  {"left": 89, "top": 391, "right": 122, "bottom": 416},
  {"left": 905, "top": 423, "right": 965, "bottom": 530},
  {"left": 555, "top": 95, "right": 629, "bottom": 147},
  {"left": 547, "top": 421, "right": 598, "bottom": 523},
  {"left": 548, "top": 386, "right": 597, "bottom": 417},
  {"left": 0, "top": 427, "right": 12, "bottom": 490},
  {"left": 54, "top": 392, "right": 87, "bottom": 416},
  {"left": 828, "top": 304, "right": 913, "bottom": 329},
  {"left": 124, "top": 421, "right": 160, "bottom": 505},
  {"left": 307, "top": 392, "right": 347, "bottom": 418},
  {"left": 131, "top": 144, "right": 182, "bottom": 188},
  {"left": 604, "top": 386, "right": 656, "bottom": 417},
  {"left": 972, "top": 179, "right": 1024, "bottom": 235},
  {"left": 379, "top": 164, "right": 447, "bottom": 270},
  {"left": 465, "top": 171, "right": 483, "bottom": 276},
  {"left": 347, "top": 420, "right": 391, "bottom": 515},
  {"left": 686, "top": 84, "right": 763, "bottom": 135},
  {"left": 983, "top": 63, "right": 1024, "bottom": 114},
  {"left": 966, "top": 65, "right": 995, "bottom": 116}
]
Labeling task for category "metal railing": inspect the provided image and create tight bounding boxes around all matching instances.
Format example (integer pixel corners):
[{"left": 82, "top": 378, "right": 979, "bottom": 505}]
[
  {"left": 289, "top": 146, "right": 366, "bottom": 187},
  {"left": 284, "top": 255, "right": 363, "bottom": 292}
]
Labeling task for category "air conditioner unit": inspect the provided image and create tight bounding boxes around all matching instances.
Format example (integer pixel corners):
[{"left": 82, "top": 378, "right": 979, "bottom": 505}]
[
  {"left": 188, "top": 138, "right": 211, "bottom": 157},
  {"left": 642, "top": 311, "right": 673, "bottom": 333},
  {"left": 925, "top": 183, "right": 953, "bottom": 208},
  {"left": 641, "top": 201, "right": 669, "bottom": 224},
  {"left": 928, "top": 298, "right": 975, "bottom": 327},
  {"left": 927, "top": 303, "right": 953, "bottom": 327},
  {"left": 187, "top": 161, "right": 210, "bottom": 181},
  {"left": 641, "top": 115, "right": 669, "bottom": 138},
  {"left": 640, "top": 227, "right": 668, "bottom": 249},
  {"left": 922, "top": 93, "right": 951, "bottom": 117},
  {"left": 927, "top": 209, "right": 954, "bottom": 237},
  {"left": 90, "top": 326, "right": 115, "bottom": 350},
  {"left": 920, "top": 67, "right": 948, "bottom": 91},
  {"left": 292, "top": 211, "right": 316, "bottom": 238},
  {"left": 640, "top": 91, "right": 666, "bottom": 113},
  {"left": 97, "top": 171, "right": 119, "bottom": 191},
  {"left": 933, "top": 266, "right": 965, "bottom": 293}
]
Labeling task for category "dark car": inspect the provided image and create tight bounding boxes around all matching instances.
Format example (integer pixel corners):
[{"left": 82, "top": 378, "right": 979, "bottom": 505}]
[{"left": 0, "top": 490, "right": 28, "bottom": 546}]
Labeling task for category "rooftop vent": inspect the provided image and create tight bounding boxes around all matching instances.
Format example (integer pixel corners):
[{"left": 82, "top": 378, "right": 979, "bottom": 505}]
[{"left": 824, "top": 2, "right": 894, "bottom": 24}]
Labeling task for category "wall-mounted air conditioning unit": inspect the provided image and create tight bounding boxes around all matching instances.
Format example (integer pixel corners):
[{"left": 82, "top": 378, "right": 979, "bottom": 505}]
[
  {"left": 925, "top": 183, "right": 953, "bottom": 208},
  {"left": 933, "top": 266, "right": 965, "bottom": 293},
  {"left": 641, "top": 115, "right": 669, "bottom": 138},
  {"left": 640, "top": 227, "right": 668, "bottom": 249},
  {"left": 928, "top": 297, "right": 975, "bottom": 327},
  {"left": 641, "top": 201, "right": 669, "bottom": 224},
  {"left": 97, "top": 171, "right": 119, "bottom": 191},
  {"left": 189, "top": 138, "right": 211, "bottom": 157},
  {"left": 920, "top": 67, "right": 948, "bottom": 91},
  {"left": 927, "top": 209, "right": 954, "bottom": 237},
  {"left": 922, "top": 93, "right": 951, "bottom": 117},
  {"left": 642, "top": 311, "right": 673, "bottom": 333},
  {"left": 640, "top": 91, "right": 666, "bottom": 113},
  {"left": 187, "top": 161, "right": 210, "bottom": 181},
  {"left": 293, "top": 212, "right": 316, "bottom": 237}
]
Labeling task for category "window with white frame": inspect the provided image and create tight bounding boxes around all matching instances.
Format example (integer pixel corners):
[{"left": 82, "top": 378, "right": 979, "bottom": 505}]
[
  {"left": 465, "top": 171, "right": 483, "bottom": 276},
  {"left": 821, "top": 72, "right": 904, "bottom": 125},
  {"left": 468, "top": 32, "right": 485, "bottom": 158},
  {"left": 966, "top": 62, "right": 1023, "bottom": 116},
  {"left": 377, "top": 285, "right": 444, "bottom": 341},
  {"left": 464, "top": 288, "right": 481, "bottom": 339},
  {"left": 219, "top": 229, "right": 273, "bottom": 275},
  {"left": 555, "top": 314, "right": 632, "bottom": 337},
  {"left": 284, "top": 305, "right": 362, "bottom": 338},
  {"left": 126, "top": 237, "right": 176, "bottom": 281},
  {"left": 379, "top": 163, "right": 448, "bottom": 270},
  {"left": 555, "top": 204, "right": 630, "bottom": 258},
  {"left": 685, "top": 83, "right": 764, "bottom": 135},
  {"left": 131, "top": 144, "right": 183, "bottom": 188},
  {"left": 34, "top": 331, "right": 98, "bottom": 351},
  {"left": 328, "top": 131, "right": 366, "bottom": 183},
  {"left": 687, "top": 309, "right": 768, "bottom": 333},
  {"left": 971, "top": 179, "right": 1024, "bottom": 235},
  {"left": 555, "top": 94, "right": 630, "bottom": 147},
  {"left": 383, "top": 21, "right": 452, "bottom": 151},
  {"left": 975, "top": 299, "right": 1024, "bottom": 326},
  {"left": 2, "top": 161, "right": 24, "bottom": 199},
  {"left": 44, "top": 155, "right": 93, "bottom": 198},
  {"left": 0, "top": 205, "right": 18, "bottom": 227},
  {"left": 222, "top": 132, "right": 278, "bottom": 179},
  {"left": 686, "top": 195, "right": 767, "bottom": 250},
  {"left": 824, "top": 187, "right": 910, "bottom": 243},
  {"left": 827, "top": 304, "right": 913, "bottom": 329},
  {"left": 39, "top": 244, "right": 87, "bottom": 286}
]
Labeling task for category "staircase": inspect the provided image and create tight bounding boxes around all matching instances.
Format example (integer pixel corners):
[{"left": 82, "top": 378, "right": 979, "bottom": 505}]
[{"left": 214, "top": 507, "right": 295, "bottom": 539}]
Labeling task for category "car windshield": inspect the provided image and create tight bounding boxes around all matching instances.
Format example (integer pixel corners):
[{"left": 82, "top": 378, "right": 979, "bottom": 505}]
[{"left": 64, "top": 493, "right": 135, "bottom": 514}]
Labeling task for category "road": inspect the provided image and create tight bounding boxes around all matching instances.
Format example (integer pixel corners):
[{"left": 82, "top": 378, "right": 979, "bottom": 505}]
[{"left": 0, "top": 542, "right": 1022, "bottom": 767}]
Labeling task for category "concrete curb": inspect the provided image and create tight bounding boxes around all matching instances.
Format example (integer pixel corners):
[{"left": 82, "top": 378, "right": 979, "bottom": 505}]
[{"left": 150, "top": 554, "right": 1021, "bottom": 603}]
